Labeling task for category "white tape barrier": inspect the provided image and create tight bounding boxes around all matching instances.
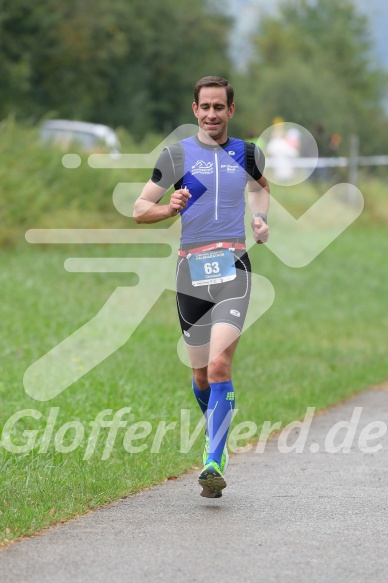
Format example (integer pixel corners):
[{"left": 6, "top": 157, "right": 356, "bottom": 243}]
[{"left": 265, "top": 156, "right": 388, "bottom": 168}]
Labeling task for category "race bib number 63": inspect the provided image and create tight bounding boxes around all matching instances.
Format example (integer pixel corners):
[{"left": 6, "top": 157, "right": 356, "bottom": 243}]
[{"left": 188, "top": 249, "right": 236, "bottom": 286}]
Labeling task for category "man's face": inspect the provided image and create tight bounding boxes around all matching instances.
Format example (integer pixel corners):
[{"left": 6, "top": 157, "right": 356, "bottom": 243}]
[{"left": 192, "top": 86, "right": 235, "bottom": 144}]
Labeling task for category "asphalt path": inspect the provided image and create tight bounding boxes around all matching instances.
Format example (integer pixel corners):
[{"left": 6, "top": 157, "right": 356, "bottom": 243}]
[{"left": 1, "top": 385, "right": 388, "bottom": 583}]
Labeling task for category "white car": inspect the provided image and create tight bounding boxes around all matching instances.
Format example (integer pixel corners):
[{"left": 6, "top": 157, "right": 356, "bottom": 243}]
[{"left": 40, "top": 119, "right": 121, "bottom": 153}]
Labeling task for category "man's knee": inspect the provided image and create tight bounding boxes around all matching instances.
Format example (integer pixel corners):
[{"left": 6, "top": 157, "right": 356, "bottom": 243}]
[
  {"left": 208, "top": 354, "right": 231, "bottom": 383},
  {"left": 193, "top": 369, "right": 209, "bottom": 390}
]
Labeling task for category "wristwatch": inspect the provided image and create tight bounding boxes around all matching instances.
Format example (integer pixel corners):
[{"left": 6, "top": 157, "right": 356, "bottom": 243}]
[{"left": 252, "top": 212, "right": 268, "bottom": 224}]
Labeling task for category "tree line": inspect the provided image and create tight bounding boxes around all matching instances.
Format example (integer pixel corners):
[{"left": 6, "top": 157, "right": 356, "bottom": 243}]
[{"left": 1, "top": 0, "right": 387, "bottom": 153}]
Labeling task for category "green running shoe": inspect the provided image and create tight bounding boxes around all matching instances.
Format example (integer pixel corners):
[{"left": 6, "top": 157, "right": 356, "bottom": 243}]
[
  {"left": 198, "top": 461, "right": 227, "bottom": 498},
  {"left": 203, "top": 435, "right": 229, "bottom": 473}
]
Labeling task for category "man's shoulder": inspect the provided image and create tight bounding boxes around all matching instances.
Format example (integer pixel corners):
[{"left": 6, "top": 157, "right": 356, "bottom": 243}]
[
  {"left": 156, "top": 142, "right": 183, "bottom": 163},
  {"left": 228, "top": 137, "right": 255, "bottom": 152},
  {"left": 244, "top": 140, "right": 259, "bottom": 152},
  {"left": 163, "top": 142, "right": 184, "bottom": 154}
]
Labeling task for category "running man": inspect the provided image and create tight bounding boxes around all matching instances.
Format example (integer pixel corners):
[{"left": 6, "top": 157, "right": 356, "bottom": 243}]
[{"left": 134, "top": 76, "right": 270, "bottom": 498}]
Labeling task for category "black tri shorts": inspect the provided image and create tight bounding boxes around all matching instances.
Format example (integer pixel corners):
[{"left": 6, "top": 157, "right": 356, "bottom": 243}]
[{"left": 176, "top": 246, "right": 252, "bottom": 347}]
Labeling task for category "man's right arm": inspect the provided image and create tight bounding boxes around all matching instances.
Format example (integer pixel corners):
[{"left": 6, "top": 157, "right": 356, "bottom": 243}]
[
  {"left": 133, "top": 180, "right": 191, "bottom": 224},
  {"left": 133, "top": 146, "right": 190, "bottom": 224}
]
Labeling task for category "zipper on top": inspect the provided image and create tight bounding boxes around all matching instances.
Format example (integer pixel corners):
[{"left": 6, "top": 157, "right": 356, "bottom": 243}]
[{"left": 214, "top": 150, "right": 219, "bottom": 222}]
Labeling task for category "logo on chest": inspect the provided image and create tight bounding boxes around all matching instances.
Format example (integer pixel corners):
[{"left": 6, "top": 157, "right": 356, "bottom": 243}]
[
  {"left": 221, "top": 164, "right": 239, "bottom": 173},
  {"left": 191, "top": 160, "right": 214, "bottom": 175}
]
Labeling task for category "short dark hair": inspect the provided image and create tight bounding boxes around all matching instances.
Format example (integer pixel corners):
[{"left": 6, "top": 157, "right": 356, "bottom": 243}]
[{"left": 194, "top": 76, "right": 234, "bottom": 107}]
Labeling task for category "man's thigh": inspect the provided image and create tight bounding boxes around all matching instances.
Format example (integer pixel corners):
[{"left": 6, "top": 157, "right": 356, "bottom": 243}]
[
  {"left": 210, "top": 252, "right": 252, "bottom": 333},
  {"left": 176, "top": 257, "right": 214, "bottom": 347}
]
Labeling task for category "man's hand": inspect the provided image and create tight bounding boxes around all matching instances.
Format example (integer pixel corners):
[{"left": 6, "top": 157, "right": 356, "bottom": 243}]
[
  {"left": 169, "top": 188, "right": 191, "bottom": 215},
  {"left": 251, "top": 216, "right": 269, "bottom": 244}
]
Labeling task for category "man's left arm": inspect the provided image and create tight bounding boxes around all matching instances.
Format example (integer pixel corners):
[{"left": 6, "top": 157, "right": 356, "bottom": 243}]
[{"left": 247, "top": 175, "right": 270, "bottom": 244}]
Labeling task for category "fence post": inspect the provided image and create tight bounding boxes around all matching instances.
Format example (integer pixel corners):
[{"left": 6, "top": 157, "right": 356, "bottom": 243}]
[
  {"left": 348, "top": 134, "right": 359, "bottom": 185},
  {"left": 347, "top": 134, "right": 359, "bottom": 204}
]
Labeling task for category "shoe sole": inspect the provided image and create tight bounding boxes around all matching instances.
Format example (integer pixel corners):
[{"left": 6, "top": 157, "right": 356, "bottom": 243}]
[{"left": 198, "top": 472, "right": 227, "bottom": 498}]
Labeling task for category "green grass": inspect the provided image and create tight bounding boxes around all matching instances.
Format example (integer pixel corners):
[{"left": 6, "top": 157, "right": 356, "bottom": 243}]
[{"left": 1, "top": 219, "right": 387, "bottom": 543}]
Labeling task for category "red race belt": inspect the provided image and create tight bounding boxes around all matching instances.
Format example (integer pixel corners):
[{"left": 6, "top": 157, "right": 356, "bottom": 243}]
[{"left": 178, "top": 241, "right": 246, "bottom": 258}]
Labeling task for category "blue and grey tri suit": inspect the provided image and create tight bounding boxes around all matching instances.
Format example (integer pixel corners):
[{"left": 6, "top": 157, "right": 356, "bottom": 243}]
[{"left": 151, "top": 135, "right": 265, "bottom": 346}]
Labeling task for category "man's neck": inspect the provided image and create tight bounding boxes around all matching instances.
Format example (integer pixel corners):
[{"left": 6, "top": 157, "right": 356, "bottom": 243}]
[{"left": 196, "top": 131, "right": 229, "bottom": 147}]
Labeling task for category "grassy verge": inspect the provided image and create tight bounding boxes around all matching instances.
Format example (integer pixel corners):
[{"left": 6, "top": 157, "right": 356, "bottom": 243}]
[{"left": 1, "top": 217, "right": 387, "bottom": 543}]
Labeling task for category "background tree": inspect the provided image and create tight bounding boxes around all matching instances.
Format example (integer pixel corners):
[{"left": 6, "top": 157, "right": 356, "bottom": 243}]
[
  {"left": 235, "top": 0, "right": 388, "bottom": 154},
  {"left": 0, "top": 0, "right": 232, "bottom": 138}
]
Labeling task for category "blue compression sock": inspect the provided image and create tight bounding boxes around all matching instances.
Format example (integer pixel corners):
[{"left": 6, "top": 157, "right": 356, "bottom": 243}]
[
  {"left": 192, "top": 379, "right": 211, "bottom": 416},
  {"left": 206, "top": 380, "right": 235, "bottom": 467}
]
